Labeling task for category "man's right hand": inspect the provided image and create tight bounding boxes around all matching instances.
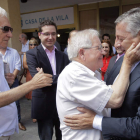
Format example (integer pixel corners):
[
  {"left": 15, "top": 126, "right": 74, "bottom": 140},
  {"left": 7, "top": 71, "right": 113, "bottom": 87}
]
[
  {"left": 64, "top": 107, "right": 96, "bottom": 130},
  {"left": 31, "top": 68, "right": 53, "bottom": 89}
]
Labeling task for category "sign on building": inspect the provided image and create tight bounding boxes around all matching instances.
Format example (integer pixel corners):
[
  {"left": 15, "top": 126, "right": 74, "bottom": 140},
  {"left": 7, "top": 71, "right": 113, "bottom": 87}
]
[{"left": 21, "top": 7, "right": 74, "bottom": 29}]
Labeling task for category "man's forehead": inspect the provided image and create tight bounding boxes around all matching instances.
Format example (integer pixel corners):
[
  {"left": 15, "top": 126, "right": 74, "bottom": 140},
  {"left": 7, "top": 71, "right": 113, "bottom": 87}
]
[
  {"left": 0, "top": 16, "right": 10, "bottom": 26},
  {"left": 92, "top": 36, "right": 101, "bottom": 46},
  {"left": 104, "top": 36, "right": 109, "bottom": 39},
  {"left": 42, "top": 25, "right": 56, "bottom": 31}
]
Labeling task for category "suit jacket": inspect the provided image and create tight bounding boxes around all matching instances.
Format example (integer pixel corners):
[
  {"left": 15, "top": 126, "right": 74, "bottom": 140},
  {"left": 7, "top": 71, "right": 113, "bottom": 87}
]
[
  {"left": 104, "top": 55, "right": 117, "bottom": 82},
  {"left": 102, "top": 56, "right": 140, "bottom": 140},
  {"left": 26, "top": 44, "right": 69, "bottom": 119}
]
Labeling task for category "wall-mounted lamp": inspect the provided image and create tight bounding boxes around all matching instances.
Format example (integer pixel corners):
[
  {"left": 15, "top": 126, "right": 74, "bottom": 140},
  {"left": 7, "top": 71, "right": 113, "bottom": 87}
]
[{"left": 57, "top": 34, "right": 60, "bottom": 37}]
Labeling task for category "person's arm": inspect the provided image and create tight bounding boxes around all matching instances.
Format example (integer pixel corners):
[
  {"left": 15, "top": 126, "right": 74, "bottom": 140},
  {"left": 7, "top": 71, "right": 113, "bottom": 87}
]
[
  {"left": 106, "top": 43, "right": 140, "bottom": 108},
  {"left": 64, "top": 42, "right": 140, "bottom": 129},
  {"left": 13, "top": 69, "right": 19, "bottom": 79},
  {"left": 0, "top": 68, "right": 53, "bottom": 107},
  {"left": 102, "top": 106, "right": 140, "bottom": 139},
  {"left": 64, "top": 107, "right": 95, "bottom": 129},
  {"left": 19, "top": 51, "right": 24, "bottom": 55},
  {"left": 23, "top": 53, "right": 28, "bottom": 69}
]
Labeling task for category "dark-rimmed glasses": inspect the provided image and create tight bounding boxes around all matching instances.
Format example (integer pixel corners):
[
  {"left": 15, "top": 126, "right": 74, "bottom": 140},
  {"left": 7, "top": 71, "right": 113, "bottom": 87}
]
[
  {"left": 0, "top": 26, "right": 13, "bottom": 33},
  {"left": 40, "top": 32, "right": 56, "bottom": 37}
]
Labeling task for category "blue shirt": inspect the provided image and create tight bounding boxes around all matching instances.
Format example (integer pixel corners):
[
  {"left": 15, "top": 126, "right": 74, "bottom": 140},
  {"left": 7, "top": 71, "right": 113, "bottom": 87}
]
[
  {"left": 0, "top": 52, "right": 18, "bottom": 136},
  {"left": 2, "top": 47, "right": 21, "bottom": 73}
]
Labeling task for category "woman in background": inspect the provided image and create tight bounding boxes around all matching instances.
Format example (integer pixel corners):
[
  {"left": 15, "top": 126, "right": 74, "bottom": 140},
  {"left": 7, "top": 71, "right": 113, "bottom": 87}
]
[
  {"left": 101, "top": 40, "right": 114, "bottom": 80},
  {"left": 23, "top": 39, "right": 38, "bottom": 122}
]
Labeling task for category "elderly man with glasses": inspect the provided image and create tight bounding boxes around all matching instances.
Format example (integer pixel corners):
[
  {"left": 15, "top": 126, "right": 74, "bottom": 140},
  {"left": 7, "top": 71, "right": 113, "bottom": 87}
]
[{"left": 56, "top": 29, "right": 140, "bottom": 140}]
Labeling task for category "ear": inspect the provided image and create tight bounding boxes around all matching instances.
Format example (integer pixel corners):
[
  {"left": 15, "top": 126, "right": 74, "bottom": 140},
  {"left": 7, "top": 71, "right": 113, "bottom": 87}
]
[
  {"left": 78, "top": 48, "right": 86, "bottom": 60},
  {"left": 68, "top": 38, "right": 70, "bottom": 44}
]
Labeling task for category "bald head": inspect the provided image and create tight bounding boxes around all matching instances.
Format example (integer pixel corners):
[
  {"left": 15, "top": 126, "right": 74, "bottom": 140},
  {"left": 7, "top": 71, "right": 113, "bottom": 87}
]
[{"left": 19, "top": 33, "right": 28, "bottom": 45}]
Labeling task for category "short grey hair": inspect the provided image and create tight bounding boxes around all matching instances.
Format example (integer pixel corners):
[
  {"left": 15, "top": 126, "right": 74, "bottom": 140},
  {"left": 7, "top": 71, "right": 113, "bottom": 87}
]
[
  {"left": 21, "top": 33, "right": 27, "bottom": 40},
  {"left": 115, "top": 7, "right": 140, "bottom": 37},
  {"left": 67, "top": 29, "right": 99, "bottom": 61},
  {"left": 0, "top": 7, "right": 7, "bottom": 18}
]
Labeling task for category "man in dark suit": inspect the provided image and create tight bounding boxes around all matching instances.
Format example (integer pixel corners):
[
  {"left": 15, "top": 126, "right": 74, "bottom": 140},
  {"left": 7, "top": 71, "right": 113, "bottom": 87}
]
[
  {"left": 104, "top": 43, "right": 124, "bottom": 82},
  {"left": 64, "top": 7, "right": 140, "bottom": 140},
  {"left": 26, "top": 20, "right": 69, "bottom": 140}
]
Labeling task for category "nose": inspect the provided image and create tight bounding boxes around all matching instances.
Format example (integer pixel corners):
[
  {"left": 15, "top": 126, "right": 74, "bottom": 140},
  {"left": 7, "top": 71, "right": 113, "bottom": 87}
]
[
  {"left": 101, "top": 49, "right": 104, "bottom": 54},
  {"left": 115, "top": 37, "right": 121, "bottom": 45},
  {"left": 7, "top": 30, "right": 12, "bottom": 38},
  {"left": 48, "top": 34, "right": 53, "bottom": 39},
  {"left": 114, "top": 41, "right": 121, "bottom": 48}
]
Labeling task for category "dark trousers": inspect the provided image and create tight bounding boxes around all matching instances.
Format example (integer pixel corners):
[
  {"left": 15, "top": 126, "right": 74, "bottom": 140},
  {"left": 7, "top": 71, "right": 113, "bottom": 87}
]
[
  {"left": 11, "top": 78, "right": 21, "bottom": 122},
  {"left": 37, "top": 116, "right": 62, "bottom": 140}
]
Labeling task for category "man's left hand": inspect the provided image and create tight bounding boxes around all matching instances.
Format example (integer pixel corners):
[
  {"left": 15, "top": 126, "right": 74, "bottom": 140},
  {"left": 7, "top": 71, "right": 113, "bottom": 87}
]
[{"left": 64, "top": 107, "right": 96, "bottom": 130}]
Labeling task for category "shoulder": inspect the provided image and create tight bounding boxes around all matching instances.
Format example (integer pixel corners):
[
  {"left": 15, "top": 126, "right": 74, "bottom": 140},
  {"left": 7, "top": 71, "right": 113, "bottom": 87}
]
[
  {"left": 56, "top": 49, "right": 69, "bottom": 60},
  {"left": 26, "top": 45, "right": 41, "bottom": 54},
  {"left": 7, "top": 47, "right": 19, "bottom": 55}
]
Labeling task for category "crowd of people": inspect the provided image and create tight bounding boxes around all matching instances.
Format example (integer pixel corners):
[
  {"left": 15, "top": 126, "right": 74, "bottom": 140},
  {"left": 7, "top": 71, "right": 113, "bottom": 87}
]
[{"left": 0, "top": 5, "right": 140, "bottom": 140}]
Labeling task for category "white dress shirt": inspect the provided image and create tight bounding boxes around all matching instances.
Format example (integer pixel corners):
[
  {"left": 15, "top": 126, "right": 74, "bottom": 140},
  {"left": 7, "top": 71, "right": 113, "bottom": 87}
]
[
  {"left": 1, "top": 47, "right": 21, "bottom": 73},
  {"left": 0, "top": 53, "right": 18, "bottom": 137},
  {"left": 21, "top": 40, "right": 29, "bottom": 67},
  {"left": 93, "top": 61, "right": 140, "bottom": 131},
  {"left": 56, "top": 61, "right": 113, "bottom": 140}
]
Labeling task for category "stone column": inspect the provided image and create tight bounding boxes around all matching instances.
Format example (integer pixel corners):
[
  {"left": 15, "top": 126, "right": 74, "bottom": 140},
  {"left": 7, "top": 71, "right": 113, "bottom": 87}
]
[{"left": 0, "top": 0, "right": 22, "bottom": 52}]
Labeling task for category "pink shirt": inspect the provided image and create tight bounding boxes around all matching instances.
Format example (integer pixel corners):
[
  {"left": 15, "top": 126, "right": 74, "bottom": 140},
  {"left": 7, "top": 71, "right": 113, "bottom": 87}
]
[
  {"left": 41, "top": 43, "right": 56, "bottom": 75},
  {"left": 115, "top": 53, "right": 124, "bottom": 62}
]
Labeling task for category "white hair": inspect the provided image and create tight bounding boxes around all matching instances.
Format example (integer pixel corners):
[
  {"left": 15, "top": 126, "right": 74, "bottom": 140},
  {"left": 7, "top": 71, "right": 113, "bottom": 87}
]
[
  {"left": 67, "top": 29, "right": 99, "bottom": 61},
  {"left": 115, "top": 7, "right": 140, "bottom": 37},
  {"left": 0, "top": 7, "right": 7, "bottom": 18}
]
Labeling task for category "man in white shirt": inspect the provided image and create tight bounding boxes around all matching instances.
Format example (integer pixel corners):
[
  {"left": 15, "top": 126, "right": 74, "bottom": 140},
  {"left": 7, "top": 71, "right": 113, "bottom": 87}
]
[
  {"left": 56, "top": 29, "right": 140, "bottom": 140},
  {"left": 19, "top": 33, "right": 29, "bottom": 67},
  {"left": 64, "top": 7, "right": 140, "bottom": 140}
]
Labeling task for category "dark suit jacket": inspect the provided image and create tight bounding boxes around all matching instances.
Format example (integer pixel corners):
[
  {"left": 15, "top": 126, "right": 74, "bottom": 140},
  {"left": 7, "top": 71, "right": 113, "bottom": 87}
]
[
  {"left": 102, "top": 56, "right": 140, "bottom": 140},
  {"left": 104, "top": 55, "right": 117, "bottom": 82},
  {"left": 26, "top": 44, "right": 69, "bottom": 119}
]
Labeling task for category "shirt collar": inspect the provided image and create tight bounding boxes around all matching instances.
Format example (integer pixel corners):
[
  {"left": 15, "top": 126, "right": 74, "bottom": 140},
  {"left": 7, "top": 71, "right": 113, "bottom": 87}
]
[
  {"left": 6, "top": 47, "right": 11, "bottom": 51},
  {"left": 72, "top": 61, "right": 96, "bottom": 77},
  {"left": 41, "top": 43, "right": 56, "bottom": 52}
]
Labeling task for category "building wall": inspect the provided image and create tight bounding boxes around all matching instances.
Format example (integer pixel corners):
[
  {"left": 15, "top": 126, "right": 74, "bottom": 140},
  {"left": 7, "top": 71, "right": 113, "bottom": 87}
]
[
  {"left": 0, "top": 0, "right": 22, "bottom": 51},
  {"left": 78, "top": 0, "right": 140, "bottom": 44}
]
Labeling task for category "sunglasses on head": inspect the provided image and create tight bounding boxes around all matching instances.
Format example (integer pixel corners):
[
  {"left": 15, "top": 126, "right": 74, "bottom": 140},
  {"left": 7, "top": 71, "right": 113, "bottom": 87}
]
[
  {"left": 29, "top": 44, "right": 37, "bottom": 46},
  {"left": 0, "top": 26, "right": 13, "bottom": 33}
]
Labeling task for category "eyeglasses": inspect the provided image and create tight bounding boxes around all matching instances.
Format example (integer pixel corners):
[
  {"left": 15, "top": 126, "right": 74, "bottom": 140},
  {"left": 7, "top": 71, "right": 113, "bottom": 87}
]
[
  {"left": 0, "top": 26, "right": 13, "bottom": 33},
  {"left": 29, "top": 44, "right": 37, "bottom": 46},
  {"left": 40, "top": 32, "right": 56, "bottom": 37},
  {"left": 83, "top": 45, "right": 103, "bottom": 51}
]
